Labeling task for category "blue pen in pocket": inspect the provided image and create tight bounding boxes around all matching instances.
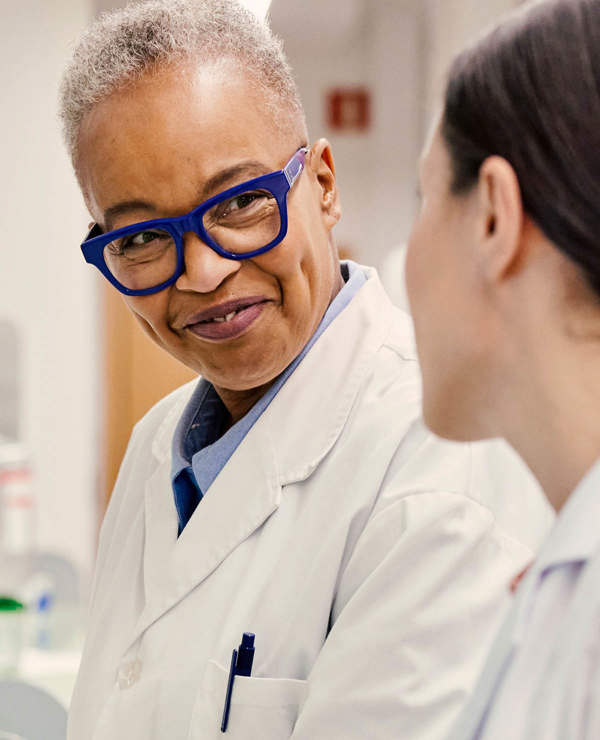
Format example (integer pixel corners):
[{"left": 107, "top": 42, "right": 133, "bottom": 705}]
[
  {"left": 221, "top": 633, "right": 256, "bottom": 733},
  {"left": 235, "top": 633, "right": 255, "bottom": 676}
]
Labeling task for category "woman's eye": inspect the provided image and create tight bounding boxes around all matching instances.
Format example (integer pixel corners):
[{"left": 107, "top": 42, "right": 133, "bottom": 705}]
[
  {"left": 219, "top": 190, "right": 271, "bottom": 216},
  {"left": 108, "top": 229, "right": 170, "bottom": 259},
  {"left": 128, "top": 231, "right": 158, "bottom": 246},
  {"left": 227, "top": 192, "right": 263, "bottom": 213},
  {"left": 206, "top": 189, "right": 275, "bottom": 228},
  {"left": 119, "top": 231, "right": 162, "bottom": 253}
]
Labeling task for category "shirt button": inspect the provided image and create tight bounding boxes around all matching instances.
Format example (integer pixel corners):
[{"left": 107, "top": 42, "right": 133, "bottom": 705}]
[{"left": 117, "top": 658, "right": 142, "bottom": 689}]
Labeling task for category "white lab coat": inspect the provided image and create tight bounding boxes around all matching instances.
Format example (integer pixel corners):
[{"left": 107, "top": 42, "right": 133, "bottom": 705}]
[
  {"left": 448, "top": 458, "right": 600, "bottom": 740},
  {"left": 68, "top": 269, "right": 552, "bottom": 740}
]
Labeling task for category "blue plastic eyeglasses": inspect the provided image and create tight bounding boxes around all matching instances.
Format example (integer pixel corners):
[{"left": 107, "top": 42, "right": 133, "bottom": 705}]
[{"left": 80, "top": 147, "right": 309, "bottom": 296}]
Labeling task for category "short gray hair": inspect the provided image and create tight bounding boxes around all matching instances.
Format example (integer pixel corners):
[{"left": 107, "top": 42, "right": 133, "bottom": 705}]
[{"left": 59, "top": 0, "right": 307, "bottom": 164}]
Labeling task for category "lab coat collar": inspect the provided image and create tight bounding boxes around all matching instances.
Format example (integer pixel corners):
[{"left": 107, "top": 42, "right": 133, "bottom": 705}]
[
  {"left": 149, "top": 266, "right": 392, "bottom": 483},
  {"left": 262, "top": 268, "right": 392, "bottom": 485},
  {"left": 136, "top": 267, "right": 393, "bottom": 639},
  {"left": 450, "top": 461, "right": 600, "bottom": 740},
  {"left": 138, "top": 418, "right": 280, "bottom": 639},
  {"left": 504, "top": 456, "right": 600, "bottom": 649},
  {"left": 533, "top": 456, "right": 600, "bottom": 574}
]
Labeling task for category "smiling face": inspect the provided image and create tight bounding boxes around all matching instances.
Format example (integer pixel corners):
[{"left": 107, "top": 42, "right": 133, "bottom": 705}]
[{"left": 77, "top": 62, "right": 341, "bottom": 411}]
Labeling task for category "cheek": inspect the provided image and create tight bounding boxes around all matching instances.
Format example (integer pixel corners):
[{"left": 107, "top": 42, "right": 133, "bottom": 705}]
[
  {"left": 406, "top": 211, "right": 435, "bottom": 322},
  {"left": 407, "top": 200, "right": 466, "bottom": 325},
  {"left": 407, "top": 216, "right": 486, "bottom": 438},
  {"left": 258, "top": 216, "right": 331, "bottom": 306},
  {"left": 124, "top": 294, "right": 171, "bottom": 337},
  {"left": 406, "top": 210, "right": 455, "bottom": 389},
  {"left": 405, "top": 226, "right": 422, "bottom": 312}
]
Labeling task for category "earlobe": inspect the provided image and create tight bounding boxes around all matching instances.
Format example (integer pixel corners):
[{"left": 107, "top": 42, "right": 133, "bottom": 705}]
[
  {"left": 478, "top": 156, "right": 525, "bottom": 282},
  {"left": 310, "top": 138, "right": 342, "bottom": 227}
]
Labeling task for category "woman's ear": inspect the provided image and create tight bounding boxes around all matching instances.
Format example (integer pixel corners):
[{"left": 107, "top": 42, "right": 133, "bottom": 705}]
[
  {"left": 309, "top": 138, "right": 341, "bottom": 229},
  {"left": 477, "top": 155, "right": 525, "bottom": 284}
]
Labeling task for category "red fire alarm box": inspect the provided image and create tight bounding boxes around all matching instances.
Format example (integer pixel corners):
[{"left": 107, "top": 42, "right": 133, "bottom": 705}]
[{"left": 326, "top": 88, "right": 370, "bottom": 132}]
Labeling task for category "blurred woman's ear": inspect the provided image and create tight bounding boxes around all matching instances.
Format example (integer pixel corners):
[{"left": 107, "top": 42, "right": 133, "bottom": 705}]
[
  {"left": 476, "top": 156, "right": 525, "bottom": 285},
  {"left": 441, "top": 0, "right": 600, "bottom": 299}
]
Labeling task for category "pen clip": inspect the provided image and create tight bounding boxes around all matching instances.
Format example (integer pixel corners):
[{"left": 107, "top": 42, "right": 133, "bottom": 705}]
[
  {"left": 220, "top": 648, "right": 237, "bottom": 733},
  {"left": 235, "top": 632, "right": 255, "bottom": 677}
]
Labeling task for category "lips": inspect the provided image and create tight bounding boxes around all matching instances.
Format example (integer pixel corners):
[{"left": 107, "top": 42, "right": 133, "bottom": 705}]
[{"left": 183, "top": 297, "right": 270, "bottom": 341}]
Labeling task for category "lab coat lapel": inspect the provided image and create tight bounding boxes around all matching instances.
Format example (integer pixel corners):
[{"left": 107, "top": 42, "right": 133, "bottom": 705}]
[
  {"left": 135, "top": 269, "right": 391, "bottom": 641},
  {"left": 173, "top": 419, "right": 280, "bottom": 580},
  {"left": 269, "top": 272, "right": 392, "bottom": 484},
  {"left": 136, "top": 419, "right": 279, "bottom": 640},
  {"left": 448, "top": 562, "right": 544, "bottom": 740},
  {"left": 142, "top": 456, "right": 178, "bottom": 607}
]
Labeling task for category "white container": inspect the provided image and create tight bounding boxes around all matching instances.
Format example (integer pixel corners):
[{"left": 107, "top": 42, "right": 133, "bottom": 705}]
[
  {"left": 0, "top": 599, "right": 26, "bottom": 676},
  {"left": 0, "top": 441, "right": 37, "bottom": 667},
  {"left": 0, "top": 440, "right": 35, "bottom": 557}
]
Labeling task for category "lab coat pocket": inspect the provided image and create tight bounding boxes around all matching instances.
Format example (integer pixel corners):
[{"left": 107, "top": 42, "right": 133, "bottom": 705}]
[{"left": 188, "top": 658, "right": 308, "bottom": 740}]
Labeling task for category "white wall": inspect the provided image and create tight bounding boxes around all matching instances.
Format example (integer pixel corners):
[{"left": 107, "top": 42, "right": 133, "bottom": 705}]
[
  {"left": 271, "top": 0, "right": 519, "bottom": 271},
  {"left": 1, "top": 0, "right": 98, "bottom": 579},
  {"left": 423, "top": 0, "right": 520, "bottom": 131},
  {"left": 271, "top": 0, "right": 423, "bottom": 269}
]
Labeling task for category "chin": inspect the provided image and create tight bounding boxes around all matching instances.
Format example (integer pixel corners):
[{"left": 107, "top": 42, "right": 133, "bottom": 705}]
[{"left": 207, "top": 363, "right": 281, "bottom": 393}]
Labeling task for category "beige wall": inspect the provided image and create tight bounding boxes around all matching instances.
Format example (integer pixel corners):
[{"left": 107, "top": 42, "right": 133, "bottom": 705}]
[
  {"left": 1, "top": 0, "right": 98, "bottom": 577},
  {"left": 271, "top": 0, "right": 423, "bottom": 269},
  {"left": 423, "top": 0, "right": 521, "bottom": 133},
  {"left": 271, "top": 0, "right": 519, "bottom": 269}
]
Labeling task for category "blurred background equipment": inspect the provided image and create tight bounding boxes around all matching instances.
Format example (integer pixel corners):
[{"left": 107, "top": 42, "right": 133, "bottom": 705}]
[
  {"left": 0, "top": 438, "right": 83, "bottom": 709},
  {"left": 0, "top": 679, "right": 67, "bottom": 740}
]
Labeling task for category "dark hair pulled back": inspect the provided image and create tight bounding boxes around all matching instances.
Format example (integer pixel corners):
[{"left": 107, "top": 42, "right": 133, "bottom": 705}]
[{"left": 442, "top": 0, "right": 600, "bottom": 296}]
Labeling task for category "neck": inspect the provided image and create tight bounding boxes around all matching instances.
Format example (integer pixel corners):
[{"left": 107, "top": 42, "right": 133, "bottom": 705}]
[
  {"left": 215, "top": 382, "right": 273, "bottom": 428},
  {"left": 214, "top": 264, "right": 345, "bottom": 426},
  {"left": 493, "top": 331, "right": 600, "bottom": 511}
]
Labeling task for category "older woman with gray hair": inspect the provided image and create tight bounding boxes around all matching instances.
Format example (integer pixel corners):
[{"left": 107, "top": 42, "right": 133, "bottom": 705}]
[{"left": 59, "top": 1, "right": 550, "bottom": 738}]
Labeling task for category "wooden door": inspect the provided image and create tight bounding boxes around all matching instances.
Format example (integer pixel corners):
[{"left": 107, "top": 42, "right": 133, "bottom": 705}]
[{"left": 102, "top": 282, "right": 196, "bottom": 506}]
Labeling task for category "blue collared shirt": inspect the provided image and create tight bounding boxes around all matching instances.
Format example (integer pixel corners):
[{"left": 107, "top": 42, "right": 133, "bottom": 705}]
[{"left": 171, "top": 260, "right": 367, "bottom": 533}]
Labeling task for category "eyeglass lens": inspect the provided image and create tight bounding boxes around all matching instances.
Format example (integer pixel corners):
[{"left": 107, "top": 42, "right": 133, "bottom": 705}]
[{"left": 103, "top": 188, "right": 281, "bottom": 291}]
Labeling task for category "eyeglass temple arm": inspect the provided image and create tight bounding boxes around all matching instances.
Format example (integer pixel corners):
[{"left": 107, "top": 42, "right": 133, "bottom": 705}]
[{"left": 283, "top": 147, "right": 308, "bottom": 188}]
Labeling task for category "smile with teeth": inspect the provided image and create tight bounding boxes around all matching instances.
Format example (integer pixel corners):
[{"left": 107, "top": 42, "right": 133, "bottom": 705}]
[
  {"left": 203, "top": 308, "right": 243, "bottom": 324},
  {"left": 185, "top": 298, "right": 267, "bottom": 340}
]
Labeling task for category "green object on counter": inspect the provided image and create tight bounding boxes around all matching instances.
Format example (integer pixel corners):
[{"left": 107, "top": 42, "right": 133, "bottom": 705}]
[{"left": 0, "top": 596, "right": 25, "bottom": 611}]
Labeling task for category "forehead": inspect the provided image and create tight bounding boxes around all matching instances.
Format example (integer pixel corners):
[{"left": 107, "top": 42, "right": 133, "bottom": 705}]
[
  {"left": 77, "top": 62, "right": 296, "bottom": 216},
  {"left": 420, "top": 120, "right": 444, "bottom": 176},
  {"left": 417, "top": 122, "right": 454, "bottom": 202}
]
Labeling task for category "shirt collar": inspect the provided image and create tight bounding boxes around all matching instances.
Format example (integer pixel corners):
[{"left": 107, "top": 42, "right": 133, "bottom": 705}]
[
  {"left": 170, "top": 260, "right": 367, "bottom": 487},
  {"left": 507, "top": 457, "right": 600, "bottom": 643},
  {"left": 533, "top": 457, "right": 600, "bottom": 574},
  {"left": 170, "top": 379, "right": 211, "bottom": 479}
]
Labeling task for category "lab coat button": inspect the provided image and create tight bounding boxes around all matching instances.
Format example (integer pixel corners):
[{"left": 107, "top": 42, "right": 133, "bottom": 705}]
[{"left": 117, "top": 658, "right": 142, "bottom": 689}]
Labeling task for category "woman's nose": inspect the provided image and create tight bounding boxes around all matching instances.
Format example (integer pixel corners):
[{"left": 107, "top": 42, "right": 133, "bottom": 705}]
[{"left": 175, "top": 231, "right": 241, "bottom": 293}]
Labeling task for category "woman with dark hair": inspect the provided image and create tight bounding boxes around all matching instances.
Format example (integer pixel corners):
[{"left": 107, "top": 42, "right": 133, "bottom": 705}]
[{"left": 407, "top": 0, "right": 600, "bottom": 738}]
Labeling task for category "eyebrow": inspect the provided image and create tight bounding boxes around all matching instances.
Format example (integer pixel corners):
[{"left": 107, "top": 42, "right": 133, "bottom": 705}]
[
  {"left": 102, "top": 160, "right": 272, "bottom": 232},
  {"left": 103, "top": 200, "right": 156, "bottom": 231},
  {"left": 200, "top": 160, "right": 270, "bottom": 199}
]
